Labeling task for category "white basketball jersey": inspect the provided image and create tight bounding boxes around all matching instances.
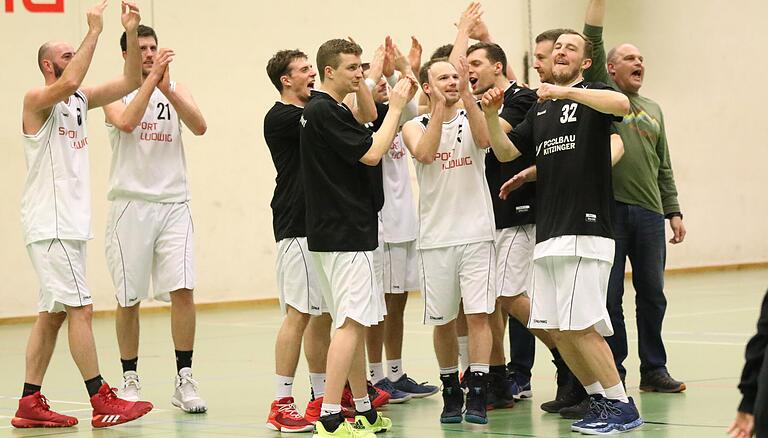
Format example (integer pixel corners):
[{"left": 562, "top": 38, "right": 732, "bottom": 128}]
[
  {"left": 381, "top": 133, "right": 418, "bottom": 243},
  {"left": 107, "top": 82, "right": 188, "bottom": 202},
  {"left": 412, "top": 110, "right": 496, "bottom": 250},
  {"left": 21, "top": 91, "right": 92, "bottom": 245}
]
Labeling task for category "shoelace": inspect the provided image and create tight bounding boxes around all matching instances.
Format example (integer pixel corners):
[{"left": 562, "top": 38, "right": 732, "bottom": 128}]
[
  {"left": 178, "top": 375, "right": 200, "bottom": 395},
  {"left": 103, "top": 387, "right": 127, "bottom": 409},
  {"left": 277, "top": 402, "right": 304, "bottom": 420},
  {"left": 35, "top": 394, "right": 52, "bottom": 411},
  {"left": 404, "top": 376, "right": 431, "bottom": 387},
  {"left": 124, "top": 376, "right": 141, "bottom": 391}
]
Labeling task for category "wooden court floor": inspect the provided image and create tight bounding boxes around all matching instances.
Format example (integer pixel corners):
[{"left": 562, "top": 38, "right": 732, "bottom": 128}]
[{"left": 1, "top": 268, "right": 765, "bottom": 437}]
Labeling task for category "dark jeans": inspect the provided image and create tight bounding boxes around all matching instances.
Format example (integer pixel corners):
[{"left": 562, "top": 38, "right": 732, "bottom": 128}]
[
  {"left": 508, "top": 316, "right": 535, "bottom": 378},
  {"left": 606, "top": 201, "right": 669, "bottom": 379}
]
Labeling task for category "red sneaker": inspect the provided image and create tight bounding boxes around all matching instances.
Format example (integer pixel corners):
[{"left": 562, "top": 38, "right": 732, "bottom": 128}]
[
  {"left": 266, "top": 397, "right": 314, "bottom": 433},
  {"left": 341, "top": 386, "right": 355, "bottom": 410},
  {"left": 11, "top": 392, "right": 78, "bottom": 428},
  {"left": 90, "top": 383, "right": 153, "bottom": 428},
  {"left": 304, "top": 397, "right": 355, "bottom": 423},
  {"left": 367, "top": 381, "right": 390, "bottom": 408}
]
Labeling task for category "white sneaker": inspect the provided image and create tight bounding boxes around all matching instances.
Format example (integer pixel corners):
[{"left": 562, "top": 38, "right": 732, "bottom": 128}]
[
  {"left": 171, "top": 367, "right": 207, "bottom": 413},
  {"left": 117, "top": 371, "right": 141, "bottom": 402}
]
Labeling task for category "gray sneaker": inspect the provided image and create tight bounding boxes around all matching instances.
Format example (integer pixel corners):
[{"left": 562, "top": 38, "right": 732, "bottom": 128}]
[
  {"left": 391, "top": 374, "right": 439, "bottom": 398},
  {"left": 117, "top": 371, "right": 141, "bottom": 402},
  {"left": 171, "top": 367, "right": 207, "bottom": 413}
]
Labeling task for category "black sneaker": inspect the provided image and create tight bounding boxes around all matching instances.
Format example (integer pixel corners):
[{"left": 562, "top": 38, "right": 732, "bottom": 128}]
[
  {"left": 554, "top": 358, "right": 573, "bottom": 400},
  {"left": 439, "top": 373, "right": 464, "bottom": 424},
  {"left": 541, "top": 381, "right": 587, "bottom": 413},
  {"left": 486, "top": 371, "right": 516, "bottom": 410},
  {"left": 559, "top": 395, "right": 590, "bottom": 419},
  {"left": 639, "top": 369, "right": 686, "bottom": 393},
  {"left": 464, "top": 372, "right": 489, "bottom": 424}
]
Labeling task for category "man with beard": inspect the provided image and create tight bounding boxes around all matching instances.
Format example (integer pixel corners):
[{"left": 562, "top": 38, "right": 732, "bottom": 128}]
[
  {"left": 483, "top": 31, "right": 643, "bottom": 434},
  {"left": 103, "top": 23, "right": 209, "bottom": 416},
  {"left": 301, "top": 38, "right": 417, "bottom": 437},
  {"left": 583, "top": 0, "right": 687, "bottom": 395},
  {"left": 16, "top": 0, "right": 153, "bottom": 429},
  {"left": 261, "top": 48, "right": 335, "bottom": 431}
]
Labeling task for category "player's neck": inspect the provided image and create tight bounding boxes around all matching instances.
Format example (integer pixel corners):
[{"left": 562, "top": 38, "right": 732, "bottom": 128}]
[
  {"left": 280, "top": 91, "right": 305, "bottom": 108},
  {"left": 556, "top": 74, "right": 585, "bottom": 88},
  {"left": 431, "top": 101, "right": 460, "bottom": 122},
  {"left": 318, "top": 82, "right": 346, "bottom": 103},
  {"left": 494, "top": 76, "right": 510, "bottom": 90}
]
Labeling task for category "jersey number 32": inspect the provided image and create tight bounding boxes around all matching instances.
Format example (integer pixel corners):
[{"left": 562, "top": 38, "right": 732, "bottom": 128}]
[{"left": 560, "top": 103, "right": 578, "bottom": 124}]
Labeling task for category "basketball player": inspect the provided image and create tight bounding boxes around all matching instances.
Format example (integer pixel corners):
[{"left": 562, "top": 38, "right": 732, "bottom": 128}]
[
  {"left": 300, "top": 38, "right": 417, "bottom": 437},
  {"left": 401, "top": 55, "right": 518, "bottom": 424},
  {"left": 15, "top": 0, "right": 153, "bottom": 429},
  {"left": 263, "top": 48, "right": 336, "bottom": 432},
  {"left": 483, "top": 31, "right": 643, "bottom": 434},
  {"left": 102, "top": 24, "right": 207, "bottom": 414}
]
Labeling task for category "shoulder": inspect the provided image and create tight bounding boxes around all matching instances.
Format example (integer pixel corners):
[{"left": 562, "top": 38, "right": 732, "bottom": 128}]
[{"left": 583, "top": 81, "right": 617, "bottom": 92}]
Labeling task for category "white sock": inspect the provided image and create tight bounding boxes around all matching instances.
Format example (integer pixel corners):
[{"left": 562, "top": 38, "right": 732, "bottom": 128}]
[
  {"left": 368, "top": 362, "right": 385, "bottom": 384},
  {"left": 439, "top": 366, "right": 459, "bottom": 376},
  {"left": 584, "top": 381, "right": 606, "bottom": 396},
  {"left": 604, "top": 383, "right": 629, "bottom": 403},
  {"left": 387, "top": 359, "right": 404, "bottom": 381},
  {"left": 353, "top": 395, "right": 372, "bottom": 412},
  {"left": 320, "top": 403, "right": 342, "bottom": 417},
  {"left": 458, "top": 336, "right": 469, "bottom": 371},
  {"left": 469, "top": 363, "right": 490, "bottom": 374},
  {"left": 309, "top": 372, "right": 326, "bottom": 399},
  {"left": 275, "top": 375, "right": 294, "bottom": 400}
]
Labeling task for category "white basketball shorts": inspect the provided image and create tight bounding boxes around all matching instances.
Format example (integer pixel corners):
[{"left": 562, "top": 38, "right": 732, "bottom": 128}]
[
  {"left": 105, "top": 200, "right": 195, "bottom": 307},
  {"left": 276, "top": 237, "right": 326, "bottom": 315},
  {"left": 495, "top": 224, "right": 535, "bottom": 298},
  {"left": 27, "top": 239, "right": 93, "bottom": 312},
  {"left": 419, "top": 241, "right": 496, "bottom": 326},
  {"left": 528, "top": 255, "right": 614, "bottom": 336},
  {"left": 382, "top": 240, "right": 419, "bottom": 294}
]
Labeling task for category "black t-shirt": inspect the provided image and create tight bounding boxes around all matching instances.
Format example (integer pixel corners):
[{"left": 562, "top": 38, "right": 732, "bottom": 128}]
[
  {"left": 485, "top": 82, "right": 538, "bottom": 229},
  {"left": 263, "top": 102, "right": 306, "bottom": 242},
  {"left": 508, "top": 81, "right": 621, "bottom": 243},
  {"left": 300, "top": 90, "right": 378, "bottom": 251}
]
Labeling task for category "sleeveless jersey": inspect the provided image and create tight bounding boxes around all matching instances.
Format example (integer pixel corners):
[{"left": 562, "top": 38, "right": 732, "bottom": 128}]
[
  {"left": 381, "top": 133, "right": 418, "bottom": 243},
  {"left": 107, "top": 82, "right": 189, "bottom": 202},
  {"left": 412, "top": 110, "right": 496, "bottom": 249},
  {"left": 21, "top": 90, "right": 92, "bottom": 245}
]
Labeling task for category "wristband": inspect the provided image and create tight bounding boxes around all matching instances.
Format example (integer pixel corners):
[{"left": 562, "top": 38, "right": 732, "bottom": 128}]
[
  {"left": 364, "top": 78, "right": 376, "bottom": 91},
  {"left": 665, "top": 212, "right": 683, "bottom": 220}
]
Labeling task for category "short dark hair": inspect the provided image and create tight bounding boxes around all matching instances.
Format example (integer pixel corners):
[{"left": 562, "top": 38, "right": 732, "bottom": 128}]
[
  {"left": 466, "top": 42, "right": 507, "bottom": 73},
  {"left": 430, "top": 44, "right": 453, "bottom": 60},
  {"left": 535, "top": 28, "right": 569, "bottom": 44},
  {"left": 556, "top": 29, "right": 593, "bottom": 60},
  {"left": 121, "top": 24, "right": 157, "bottom": 52},
  {"left": 266, "top": 49, "right": 308, "bottom": 92},
  {"left": 316, "top": 39, "right": 362, "bottom": 81},
  {"left": 418, "top": 57, "right": 450, "bottom": 91}
]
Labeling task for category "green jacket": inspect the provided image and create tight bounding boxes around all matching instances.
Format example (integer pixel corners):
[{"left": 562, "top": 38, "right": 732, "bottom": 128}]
[{"left": 583, "top": 24, "right": 681, "bottom": 216}]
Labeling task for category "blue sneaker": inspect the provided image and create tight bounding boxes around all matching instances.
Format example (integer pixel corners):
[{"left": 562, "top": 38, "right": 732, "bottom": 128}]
[
  {"left": 577, "top": 397, "right": 643, "bottom": 435},
  {"left": 391, "top": 374, "right": 439, "bottom": 398},
  {"left": 509, "top": 373, "right": 532, "bottom": 400},
  {"left": 570, "top": 395, "right": 605, "bottom": 433},
  {"left": 373, "top": 378, "right": 412, "bottom": 404}
]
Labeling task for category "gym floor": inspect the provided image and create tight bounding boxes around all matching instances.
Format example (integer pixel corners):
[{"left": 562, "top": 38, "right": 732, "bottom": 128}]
[{"left": 1, "top": 268, "right": 764, "bottom": 437}]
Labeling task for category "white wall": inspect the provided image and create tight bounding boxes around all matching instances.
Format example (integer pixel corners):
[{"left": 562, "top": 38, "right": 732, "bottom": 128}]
[{"left": 0, "top": 0, "right": 765, "bottom": 319}]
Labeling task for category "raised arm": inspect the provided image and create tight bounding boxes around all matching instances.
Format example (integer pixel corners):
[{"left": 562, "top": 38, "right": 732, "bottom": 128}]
[
  {"left": 104, "top": 48, "right": 174, "bottom": 132},
  {"left": 583, "top": 0, "right": 610, "bottom": 84},
  {"left": 456, "top": 56, "right": 489, "bottom": 148},
  {"left": 480, "top": 88, "right": 521, "bottom": 162},
  {"left": 359, "top": 77, "right": 418, "bottom": 165},
  {"left": 22, "top": 0, "right": 107, "bottom": 125},
  {"left": 449, "top": 2, "right": 481, "bottom": 67},
  {"left": 157, "top": 63, "right": 207, "bottom": 135},
  {"left": 538, "top": 83, "right": 629, "bottom": 116},
  {"left": 81, "top": 1, "right": 142, "bottom": 109},
  {"left": 343, "top": 44, "right": 379, "bottom": 124}
]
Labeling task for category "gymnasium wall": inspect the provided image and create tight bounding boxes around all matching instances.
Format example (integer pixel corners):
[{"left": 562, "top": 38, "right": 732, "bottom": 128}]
[{"left": 0, "top": 0, "right": 764, "bottom": 319}]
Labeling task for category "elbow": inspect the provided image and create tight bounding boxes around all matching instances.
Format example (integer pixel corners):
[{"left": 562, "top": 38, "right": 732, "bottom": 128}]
[
  {"left": 615, "top": 96, "right": 630, "bottom": 116},
  {"left": 192, "top": 123, "right": 207, "bottom": 136},
  {"left": 414, "top": 152, "right": 435, "bottom": 164},
  {"left": 60, "top": 78, "right": 81, "bottom": 96},
  {"left": 359, "top": 153, "right": 381, "bottom": 166},
  {"left": 115, "top": 120, "right": 138, "bottom": 133}
]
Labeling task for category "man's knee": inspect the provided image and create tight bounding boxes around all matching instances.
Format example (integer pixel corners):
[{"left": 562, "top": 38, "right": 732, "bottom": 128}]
[
  {"left": 170, "top": 288, "right": 194, "bottom": 305},
  {"left": 285, "top": 306, "right": 311, "bottom": 329},
  {"left": 65, "top": 304, "right": 93, "bottom": 322},
  {"left": 39, "top": 311, "right": 67, "bottom": 330}
]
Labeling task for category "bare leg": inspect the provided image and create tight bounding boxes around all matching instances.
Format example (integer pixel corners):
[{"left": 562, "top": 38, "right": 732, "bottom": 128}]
[
  {"left": 24, "top": 312, "right": 67, "bottom": 385},
  {"left": 348, "top": 336, "right": 368, "bottom": 398},
  {"left": 489, "top": 306, "right": 507, "bottom": 366},
  {"left": 502, "top": 294, "right": 557, "bottom": 349},
  {"left": 170, "top": 289, "right": 195, "bottom": 351},
  {"left": 65, "top": 305, "right": 100, "bottom": 380},
  {"left": 276, "top": 306, "right": 311, "bottom": 376},
  {"left": 433, "top": 321, "right": 459, "bottom": 368},
  {"left": 115, "top": 303, "right": 140, "bottom": 360},
  {"left": 383, "top": 293, "right": 408, "bottom": 361},
  {"left": 365, "top": 322, "right": 385, "bottom": 365},
  {"left": 304, "top": 313, "right": 332, "bottom": 373},
  {"left": 324, "top": 319, "right": 365, "bottom": 404},
  {"left": 558, "top": 328, "right": 621, "bottom": 388},
  {"left": 466, "top": 313, "right": 492, "bottom": 364}
]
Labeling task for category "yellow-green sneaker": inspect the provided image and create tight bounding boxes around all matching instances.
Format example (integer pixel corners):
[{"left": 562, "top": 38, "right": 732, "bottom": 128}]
[
  {"left": 354, "top": 412, "right": 392, "bottom": 433},
  {"left": 314, "top": 419, "right": 375, "bottom": 437}
]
